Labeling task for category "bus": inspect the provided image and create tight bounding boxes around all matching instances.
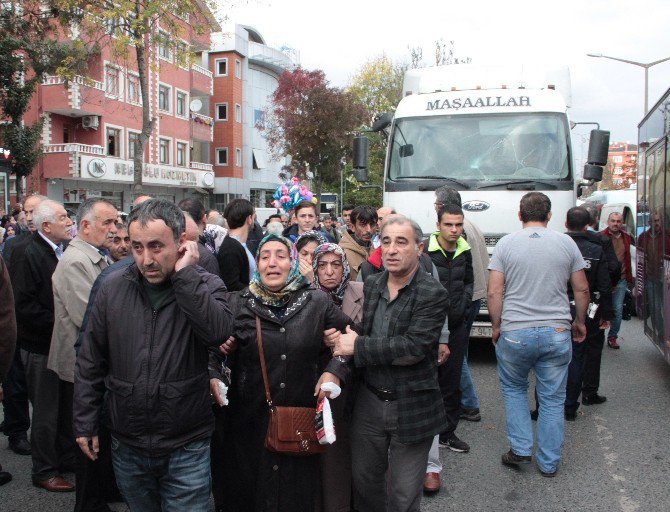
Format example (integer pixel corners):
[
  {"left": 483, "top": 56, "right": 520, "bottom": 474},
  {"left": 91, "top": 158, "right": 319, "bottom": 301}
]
[
  {"left": 636, "top": 88, "right": 670, "bottom": 362},
  {"left": 354, "top": 63, "right": 608, "bottom": 338}
]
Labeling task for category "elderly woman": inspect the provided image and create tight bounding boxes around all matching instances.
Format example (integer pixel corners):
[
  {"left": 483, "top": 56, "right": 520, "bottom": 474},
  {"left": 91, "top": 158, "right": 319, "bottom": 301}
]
[
  {"left": 312, "top": 243, "right": 363, "bottom": 512},
  {"left": 220, "top": 234, "right": 354, "bottom": 512}
]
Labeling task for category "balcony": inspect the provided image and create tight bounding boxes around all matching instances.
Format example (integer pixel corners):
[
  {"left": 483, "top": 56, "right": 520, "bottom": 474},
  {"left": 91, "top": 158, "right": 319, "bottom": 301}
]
[
  {"left": 191, "top": 112, "right": 213, "bottom": 142},
  {"left": 41, "top": 143, "right": 105, "bottom": 179},
  {"left": 41, "top": 76, "right": 105, "bottom": 117},
  {"left": 191, "top": 64, "right": 213, "bottom": 95}
]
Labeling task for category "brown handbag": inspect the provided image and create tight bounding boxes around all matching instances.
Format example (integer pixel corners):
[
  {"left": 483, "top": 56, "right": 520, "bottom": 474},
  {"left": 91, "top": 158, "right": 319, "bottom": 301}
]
[{"left": 255, "top": 316, "right": 326, "bottom": 456}]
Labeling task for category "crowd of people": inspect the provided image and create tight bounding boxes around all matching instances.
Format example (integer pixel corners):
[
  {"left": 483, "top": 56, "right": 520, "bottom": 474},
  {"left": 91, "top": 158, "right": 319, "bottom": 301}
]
[{"left": 0, "top": 188, "right": 631, "bottom": 511}]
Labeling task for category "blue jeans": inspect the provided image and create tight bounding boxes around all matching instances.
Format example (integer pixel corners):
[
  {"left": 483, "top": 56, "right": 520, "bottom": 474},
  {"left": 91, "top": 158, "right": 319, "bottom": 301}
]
[
  {"left": 460, "top": 300, "right": 481, "bottom": 409},
  {"left": 609, "top": 279, "right": 628, "bottom": 339},
  {"left": 111, "top": 437, "right": 211, "bottom": 512},
  {"left": 496, "top": 327, "right": 572, "bottom": 473}
]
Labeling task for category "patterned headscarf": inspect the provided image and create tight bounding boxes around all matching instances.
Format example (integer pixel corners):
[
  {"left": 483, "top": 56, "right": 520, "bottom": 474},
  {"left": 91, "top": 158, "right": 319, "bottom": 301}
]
[
  {"left": 291, "top": 230, "right": 329, "bottom": 261},
  {"left": 312, "top": 243, "right": 351, "bottom": 305},
  {"left": 249, "top": 233, "right": 309, "bottom": 307}
]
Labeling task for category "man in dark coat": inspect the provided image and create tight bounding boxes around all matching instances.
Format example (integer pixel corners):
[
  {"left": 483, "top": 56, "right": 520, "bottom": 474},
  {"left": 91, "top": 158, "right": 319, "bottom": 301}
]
[
  {"left": 217, "top": 199, "right": 255, "bottom": 291},
  {"left": 0, "top": 254, "right": 17, "bottom": 485},
  {"left": 335, "top": 216, "right": 449, "bottom": 512}
]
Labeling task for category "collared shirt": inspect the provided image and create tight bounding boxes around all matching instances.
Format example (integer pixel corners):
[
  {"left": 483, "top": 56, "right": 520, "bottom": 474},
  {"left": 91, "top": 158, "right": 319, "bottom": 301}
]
[
  {"left": 38, "top": 231, "right": 64, "bottom": 260},
  {"left": 365, "top": 271, "right": 416, "bottom": 392}
]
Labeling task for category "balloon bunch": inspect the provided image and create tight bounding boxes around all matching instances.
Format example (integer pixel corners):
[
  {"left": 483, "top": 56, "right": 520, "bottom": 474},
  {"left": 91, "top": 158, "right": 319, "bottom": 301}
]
[{"left": 271, "top": 177, "right": 317, "bottom": 212}]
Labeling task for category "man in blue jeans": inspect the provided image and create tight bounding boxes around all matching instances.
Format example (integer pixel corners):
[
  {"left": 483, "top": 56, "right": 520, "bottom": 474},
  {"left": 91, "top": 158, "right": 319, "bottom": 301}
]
[{"left": 488, "top": 192, "right": 589, "bottom": 477}]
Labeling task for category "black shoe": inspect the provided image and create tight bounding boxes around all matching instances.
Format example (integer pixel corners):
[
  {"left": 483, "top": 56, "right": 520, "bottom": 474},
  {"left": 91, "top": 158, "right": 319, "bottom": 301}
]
[
  {"left": 565, "top": 410, "right": 576, "bottom": 421},
  {"left": 539, "top": 467, "right": 557, "bottom": 478},
  {"left": 460, "top": 407, "right": 481, "bottom": 422},
  {"left": 8, "top": 437, "right": 31, "bottom": 456},
  {"left": 582, "top": 394, "right": 607, "bottom": 405},
  {"left": 439, "top": 433, "right": 470, "bottom": 453},
  {"left": 530, "top": 409, "right": 538, "bottom": 421},
  {"left": 0, "top": 470, "right": 11, "bottom": 486},
  {"left": 501, "top": 449, "right": 532, "bottom": 466}
]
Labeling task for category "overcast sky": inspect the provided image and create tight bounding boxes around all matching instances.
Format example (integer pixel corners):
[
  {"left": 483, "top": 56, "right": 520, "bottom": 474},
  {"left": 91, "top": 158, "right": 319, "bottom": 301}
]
[{"left": 224, "top": 0, "right": 670, "bottom": 148}]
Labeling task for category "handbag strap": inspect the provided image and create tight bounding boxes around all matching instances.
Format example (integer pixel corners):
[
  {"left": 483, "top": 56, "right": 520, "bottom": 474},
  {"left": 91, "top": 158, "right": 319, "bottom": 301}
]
[{"left": 255, "top": 315, "right": 274, "bottom": 409}]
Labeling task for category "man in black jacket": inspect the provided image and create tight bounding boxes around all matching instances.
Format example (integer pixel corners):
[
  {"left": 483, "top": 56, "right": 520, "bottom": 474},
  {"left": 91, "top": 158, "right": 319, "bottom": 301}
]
[
  {"left": 0, "top": 254, "right": 17, "bottom": 485},
  {"left": 218, "top": 198, "right": 255, "bottom": 291},
  {"left": 565, "top": 207, "right": 613, "bottom": 413},
  {"left": 425, "top": 203, "right": 473, "bottom": 455},
  {"left": 74, "top": 200, "right": 233, "bottom": 512},
  {"left": 14, "top": 200, "right": 76, "bottom": 491}
]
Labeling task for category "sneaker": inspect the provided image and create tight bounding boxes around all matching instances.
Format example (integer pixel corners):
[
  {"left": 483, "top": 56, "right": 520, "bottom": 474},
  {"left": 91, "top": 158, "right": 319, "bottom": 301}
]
[
  {"left": 582, "top": 394, "right": 607, "bottom": 405},
  {"left": 530, "top": 409, "right": 538, "bottom": 421},
  {"left": 460, "top": 407, "right": 481, "bottom": 422},
  {"left": 565, "top": 410, "right": 576, "bottom": 421},
  {"left": 607, "top": 336, "right": 620, "bottom": 349},
  {"left": 539, "top": 467, "right": 557, "bottom": 478},
  {"left": 439, "top": 433, "right": 470, "bottom": 453},
  {"left": 501, "top": 449, "right": 532, "bottom": 466}
]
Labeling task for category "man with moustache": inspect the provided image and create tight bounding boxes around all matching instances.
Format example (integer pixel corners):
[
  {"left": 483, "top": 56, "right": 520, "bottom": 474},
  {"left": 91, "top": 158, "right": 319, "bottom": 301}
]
[{"left": 108, "top": 223, "right": 130, "bottom": 263}]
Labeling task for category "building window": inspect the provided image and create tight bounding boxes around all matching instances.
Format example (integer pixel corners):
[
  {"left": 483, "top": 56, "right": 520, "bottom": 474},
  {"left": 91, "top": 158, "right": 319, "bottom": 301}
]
[
  {"left": 159, "top": 138, "right": 170, "bottom": 164},
  {"left": 176, "top": 142, "right": 187, "bottom": 167},
  {"left": 106, "top": 127, "right": 121, "bottom": 157},
  {"left": 127, "top": 74, "right": 141, "bottom": 104},
  {"left": 215, "top": 103, "right": 228, "bottom": 121},
  {"left": 235, "top": 103, "right": 242, "bottom": 123},
  {"left": 176, "top": 91, "right": 187, "bottom": 117},
  {"left": 235, "top": 147, "right": 242, "bottom": 166},
  {"left": 612, "top": 155, "right": 623, "bottom": 163},
  {"left": 216, "top": 147, "right": 228, "bottom": 166},
  {"left": 157, "top": 31, "right": 172, "bottom": 61},
  {"left": 214, "top": 58, "right": 228, "bottom": 76},
  {"left": 158, "top": 84, "right": 171, "bottom": 112},
  {"left": 235, "top": 59, "right": 241, "bottom": 78},
  {"left": 105, "top": 66, "right": 120, "bottom": 97},
  {"left": 128, "top": 132, "right": 140, "bottom": 159},
  {"left": 254, "top": 109, "right": 265, "bottom": 128}
]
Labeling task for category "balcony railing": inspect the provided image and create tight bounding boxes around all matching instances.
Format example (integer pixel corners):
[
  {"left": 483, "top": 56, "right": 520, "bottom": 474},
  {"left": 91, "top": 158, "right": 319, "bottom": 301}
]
[
  {"left": 43, "top": 143, "right": 105, "bottom": 155},
  {"left": 190, "top": 161, "right": 213, "bottom": 171},
  {"left": 42, "top": 75, "right": 104, "bottom": 91},
  {"left": 191, "top": 64, "right": 213, "bottom": 78}
]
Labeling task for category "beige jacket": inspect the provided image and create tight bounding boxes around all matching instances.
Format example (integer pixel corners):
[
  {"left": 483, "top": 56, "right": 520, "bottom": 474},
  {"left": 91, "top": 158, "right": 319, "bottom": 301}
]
[
  {"left": 463, "top": 218, "right": 489, "bottom": 302},
  {"left": 341, "top": 280, "right": 364, "bottom": 325},
  {"left": 339, "top": 231, "right": 372, "bottom": 282},
  {"left": 48, "top": 237, "right": 109, "bottom": 383}
]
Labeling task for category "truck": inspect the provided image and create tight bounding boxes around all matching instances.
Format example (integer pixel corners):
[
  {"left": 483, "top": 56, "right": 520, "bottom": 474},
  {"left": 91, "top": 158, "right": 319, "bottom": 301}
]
[{"left": 353, "top": 63, "right": 609, "bottom": 339}]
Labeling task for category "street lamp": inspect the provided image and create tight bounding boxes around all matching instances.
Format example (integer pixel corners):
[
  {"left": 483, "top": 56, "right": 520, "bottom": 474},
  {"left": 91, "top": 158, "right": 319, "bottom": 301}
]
[{"left": 587, "top": 53, "right": 670, "bottom": 114}]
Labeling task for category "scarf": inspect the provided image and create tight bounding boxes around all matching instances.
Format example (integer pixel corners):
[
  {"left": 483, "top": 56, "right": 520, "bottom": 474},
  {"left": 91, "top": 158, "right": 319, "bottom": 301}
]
[
  {"left": 248, "top": 234, "right": 309, "bottom": 307},
  {"left": 312, "top": 243, "right": 350, "bottom": 305},
  {"left": 291, "top": 230, "right": 329, "bottom": 260}
]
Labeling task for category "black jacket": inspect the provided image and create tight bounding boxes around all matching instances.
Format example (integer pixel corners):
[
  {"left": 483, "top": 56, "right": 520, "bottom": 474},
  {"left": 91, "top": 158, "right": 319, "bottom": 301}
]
[
  {"left": 13, "top": 232, "right": 60, "bottom": 354},
  {"left": 586, "top": 230, "right": 621, "bottom": 287},
  {"left": 73, "top": 264, "right": 233, "bottom": 456},
  {"left": 217, "top": 236, "right": 250, "bottom": 292},
  {"left": 425, "top": 234, "right": 473, "bottom": 329},
  {"left": 567, "top": 231, "right": 613, "bottom": 322}
]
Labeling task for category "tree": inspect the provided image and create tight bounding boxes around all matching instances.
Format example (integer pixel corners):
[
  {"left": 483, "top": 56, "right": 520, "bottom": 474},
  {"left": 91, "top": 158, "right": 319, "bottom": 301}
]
[
  {"left": 262, "top": 67, "right": 368, "bottom": 207},
  {"left": 61, "top": 0, "right": 220, "bottom": 196},
  {"left": 0, "top": 2, "right": 92, "bottom": 198}
]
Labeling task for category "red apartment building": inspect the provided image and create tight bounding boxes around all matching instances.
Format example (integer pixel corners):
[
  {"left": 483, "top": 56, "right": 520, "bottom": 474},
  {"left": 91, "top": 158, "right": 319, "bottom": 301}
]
[
  {"left": 12, "top": 4, "right": 219, "bottom": 213},
  {"left": 605, "top": 141, "right": 638, "bottom": 189}
]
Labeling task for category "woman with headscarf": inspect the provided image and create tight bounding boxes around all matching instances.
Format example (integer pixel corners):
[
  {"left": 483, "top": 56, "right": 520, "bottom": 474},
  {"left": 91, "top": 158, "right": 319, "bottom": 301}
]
[
  {"left": 292, "top": 230, "right": 328, "bottom": 283},
  {"left": 312, "top": 243, "right": 363, "bottom": 512},
  {"left": 219, "top": 234, "right": 354, "bottom": 512}
]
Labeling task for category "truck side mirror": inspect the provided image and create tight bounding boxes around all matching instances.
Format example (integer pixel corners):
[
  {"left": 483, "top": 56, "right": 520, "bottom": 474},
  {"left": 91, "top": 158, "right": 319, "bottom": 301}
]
[
  {"left": 587, "top": 129, "right": 610, "bottom": 167},
  {"left": 583, "top": 164, "right": 603, "bottom": 182},
  {"left": 352, "top": 135, "right": 369, "bottom": 182}
]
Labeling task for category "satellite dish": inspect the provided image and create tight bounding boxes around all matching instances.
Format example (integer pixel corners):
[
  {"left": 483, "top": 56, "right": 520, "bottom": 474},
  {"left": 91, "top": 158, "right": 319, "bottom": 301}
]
[{"left": 189, "top": 99, "right": 203, "bottom": 113}]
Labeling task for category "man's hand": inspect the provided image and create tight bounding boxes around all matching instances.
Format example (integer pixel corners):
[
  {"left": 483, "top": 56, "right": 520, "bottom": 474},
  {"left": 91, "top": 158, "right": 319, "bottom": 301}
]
[
  {"left": 174, "top": 240, "right": 200, "bottom": 272},
  {"left": 314, "top": 372, "right": 340, "bottom": 401},
  {"left": 572, "top": 321, "right": 586, "bottom": 343},
  {"left": 210, "top": 378, "right": 226, "bottom": 407},
  {"left": 76, "top": 436, "right": 99, "bottom": 461},
  {"left": 333, "top": 325, "right": 356, "bottom": 357},
  {"left": 492, "top": 326, "right": 501, "bottom": 345},
  {"left": 323, "top": 328, "right": 340, "bottom": 348},
  {"left": 599, "top": 320, "right": 611, "bottom": 330},
  {"left": 438, "top": 344, "right": 450, "bottom": 365},
  {"left": 218, "top": 336, "right": 237, "bottom": 355}
]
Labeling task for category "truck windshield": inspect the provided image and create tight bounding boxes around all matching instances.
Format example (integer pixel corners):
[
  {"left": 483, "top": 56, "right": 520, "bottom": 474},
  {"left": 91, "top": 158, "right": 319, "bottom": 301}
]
[{"left": 388, "top": 113, "right": 570, "bottom": 183}]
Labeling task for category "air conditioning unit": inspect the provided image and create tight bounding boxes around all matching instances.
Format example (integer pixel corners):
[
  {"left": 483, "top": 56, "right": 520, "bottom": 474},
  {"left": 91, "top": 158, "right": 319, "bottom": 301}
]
[{"left": 82, "top": 115, "right": 99, "bottom": 130}]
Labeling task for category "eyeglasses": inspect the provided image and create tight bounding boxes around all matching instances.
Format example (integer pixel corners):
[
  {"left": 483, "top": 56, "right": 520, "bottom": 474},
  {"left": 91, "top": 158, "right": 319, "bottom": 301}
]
[{"left": 316, "top": 261, "right": 343, "bottom": 270}]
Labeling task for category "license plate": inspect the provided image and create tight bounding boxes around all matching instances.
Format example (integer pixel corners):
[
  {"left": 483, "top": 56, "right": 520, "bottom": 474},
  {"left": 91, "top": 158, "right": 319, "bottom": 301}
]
[{"left": 470, "top": 325, "right": 493, "bottom": 338}]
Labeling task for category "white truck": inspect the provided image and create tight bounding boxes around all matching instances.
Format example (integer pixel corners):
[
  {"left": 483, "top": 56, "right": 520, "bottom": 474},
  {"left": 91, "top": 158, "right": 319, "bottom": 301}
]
[{"left": 353, "top": 63, "right": 608, "bottom": 338}]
